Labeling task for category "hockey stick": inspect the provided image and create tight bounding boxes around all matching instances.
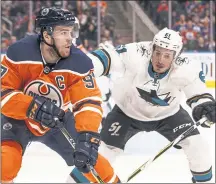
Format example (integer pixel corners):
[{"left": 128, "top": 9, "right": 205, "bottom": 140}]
[
  {"left": 56, "top": 123, "right": 105, "bottom": 183},
  {"left": 126, "top": 116, "right": 211, "bottom": 182}
]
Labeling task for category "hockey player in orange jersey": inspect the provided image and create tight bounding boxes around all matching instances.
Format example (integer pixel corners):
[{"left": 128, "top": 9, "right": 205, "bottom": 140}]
[{"left": 1, "top": 7, "right": 120, "bottom": 183}]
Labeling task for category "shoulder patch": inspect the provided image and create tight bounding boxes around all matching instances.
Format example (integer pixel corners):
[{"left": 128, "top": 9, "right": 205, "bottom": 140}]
[
  {"left": 175, "top": 56, "right": 190, "bottom": 66},
  {"left": 136, "top": 43, "right": 151, "bottom": 57}
]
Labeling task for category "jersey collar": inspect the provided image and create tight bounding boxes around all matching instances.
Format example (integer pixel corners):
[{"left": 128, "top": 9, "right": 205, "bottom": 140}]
[{"left": 148, "top": 61, "right": 170, "bottom": 79}]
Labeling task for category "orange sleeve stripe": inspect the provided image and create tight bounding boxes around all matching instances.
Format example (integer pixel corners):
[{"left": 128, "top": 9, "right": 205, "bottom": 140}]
[{"left": 75, "top": 110, "right": 102, "bottom": 132}]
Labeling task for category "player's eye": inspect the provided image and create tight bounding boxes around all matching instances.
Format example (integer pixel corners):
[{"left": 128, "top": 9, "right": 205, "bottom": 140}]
[
  {"left": 61, "top": 31, "right": 67, "bottom": 35},
  {"left": 164, "top": 55, "right": 170, "bottom": 59},
  {"left": 155, "top": 52, "right": 160, "bottom": 56}
]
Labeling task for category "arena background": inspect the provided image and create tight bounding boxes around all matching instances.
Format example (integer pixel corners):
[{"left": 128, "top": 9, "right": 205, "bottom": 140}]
[{"left": 1, "top": 1, "right": 215, "bottom": 183}]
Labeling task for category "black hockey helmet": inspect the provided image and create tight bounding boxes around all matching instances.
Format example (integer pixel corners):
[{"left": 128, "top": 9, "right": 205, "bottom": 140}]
[
  {"left": 35, "top": 7, "right": 78, "bottom": 37},
  {"left": 35, "top": 7, "right": 79, "bottom": 59}
]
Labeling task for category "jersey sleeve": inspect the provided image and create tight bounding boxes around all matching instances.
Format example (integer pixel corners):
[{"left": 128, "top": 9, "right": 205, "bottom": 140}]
[
  {"left": 88, "top": 41, "right": 152, "bottom": 77},
  {"left": 68, "top": 71, "right": 103, "bottom": 133},
  {"left": 87, "top": 42, "right": 125, "bottom": 77},
  {"left": 1, "top": 54, "right": 33, "bottom": 120},
  {"left": 171, "top": 56, "right": 214, "bottom": 109}
]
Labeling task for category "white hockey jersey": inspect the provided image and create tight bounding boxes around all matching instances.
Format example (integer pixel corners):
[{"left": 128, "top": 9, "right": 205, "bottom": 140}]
[{"left": 89, "top": 42, "right": 208, "bottom": 121}]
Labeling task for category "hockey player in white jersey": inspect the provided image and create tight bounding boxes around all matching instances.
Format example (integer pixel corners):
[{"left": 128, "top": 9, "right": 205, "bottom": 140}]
[{"left": 68, "top": 28, "right": 215, "bottom": 183}]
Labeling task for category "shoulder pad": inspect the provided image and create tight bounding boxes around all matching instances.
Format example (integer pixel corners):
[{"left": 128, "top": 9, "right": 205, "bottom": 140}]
[
  {"left": 171, "top": 55, "right": 202, "bottom": 84},
  {"left": 173, "top": 55, "right": 200, "bottom": 74},
  {"left": 6, "top": 35, "right": 41, "bottom": 62},
  {"left": 56, "top": 45, "right": 93, "bottom": 75}
]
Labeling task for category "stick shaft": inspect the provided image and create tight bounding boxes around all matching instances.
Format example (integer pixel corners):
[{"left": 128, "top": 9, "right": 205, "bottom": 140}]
[
  {"left": 59, "top": 127, "right": 105, "bottom": 183},
  {"left": 127, "top": 116, "right": 208, "bottom": 182}
]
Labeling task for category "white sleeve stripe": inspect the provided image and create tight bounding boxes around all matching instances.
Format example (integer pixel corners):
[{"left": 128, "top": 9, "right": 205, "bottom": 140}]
[
  {"left": 62, "top": 102, "right": 73, "bottom": 112},
  {"left": 191, "top": 98, "right": 212, "bottom": 109},
  {"left": 1, "top": 91, "right": 23, "bottom": 108},
  {"left": 74, "top": 106, "right": 102, "bottom": 116},
  {"left": 107, "top": 174, "right": 117, "bottom": 183},
  {"left": 28, "top": 121, "right": 48, "bottom": 134},
  {"left": 73, "top": 96, "right": 102, "bottom": 107},
  {"left": 5, "top": 55, "right": 42, "bottom": 64},
  {"left": 52, "top": 69, "right": 93, "bottom": 76}
]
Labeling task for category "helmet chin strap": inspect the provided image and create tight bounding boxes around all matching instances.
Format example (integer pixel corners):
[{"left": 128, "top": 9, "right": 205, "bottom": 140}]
[{"left": 42, "top": 36, "right": 62, "bottom": 59}]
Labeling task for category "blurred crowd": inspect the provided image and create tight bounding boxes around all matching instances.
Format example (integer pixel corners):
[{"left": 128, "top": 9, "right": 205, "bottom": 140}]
[
  {"left": 2, "top": 0, "right": 215, "bottom": 53},
  {"left": 138, "top": 0, "right": 215, "bottom": 52},
  {"left": 1, "top": 0, "right": 116, "bottom": 53}
]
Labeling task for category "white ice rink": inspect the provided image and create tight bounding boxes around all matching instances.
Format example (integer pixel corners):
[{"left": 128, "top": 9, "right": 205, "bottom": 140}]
[{"left": 14, "top": 89, "right": 215, "bottom": 183}]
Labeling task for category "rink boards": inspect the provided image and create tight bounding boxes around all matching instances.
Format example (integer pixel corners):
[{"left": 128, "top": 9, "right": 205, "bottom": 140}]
[{"left": 181, "top": 52, "right": 215, "bottom": 88}]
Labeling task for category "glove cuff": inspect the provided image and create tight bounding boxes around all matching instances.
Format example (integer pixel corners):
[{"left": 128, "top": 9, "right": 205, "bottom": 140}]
[
  {"left": 187, "top": 93, "right": 215, "bottom": 108},
  {"left": 77, "top": 131, "right": 101, "bottom": 146},
  {"left": 26, "top": 96, "right": 46, "bottom": 121}
]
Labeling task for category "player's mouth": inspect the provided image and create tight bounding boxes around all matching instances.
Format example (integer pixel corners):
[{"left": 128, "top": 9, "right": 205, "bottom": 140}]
[{"left": 156, "top": 64, "right": 164, "bottom": 68}]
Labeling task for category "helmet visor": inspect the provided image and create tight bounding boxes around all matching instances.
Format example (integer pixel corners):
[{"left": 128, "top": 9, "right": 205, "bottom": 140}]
[{"left": 51, "top": 24, "right": 79, "bottom": 39}]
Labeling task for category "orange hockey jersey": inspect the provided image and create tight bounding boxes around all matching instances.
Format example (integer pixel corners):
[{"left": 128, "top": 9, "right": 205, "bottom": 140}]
[{"left": 1, "top": 35, "right": 103, "bottom": 136}]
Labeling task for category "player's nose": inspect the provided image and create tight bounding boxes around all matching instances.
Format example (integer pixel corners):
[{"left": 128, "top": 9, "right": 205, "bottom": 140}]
[
  {"left": 66, "top": 33, "right": 73, "bottom": 42},
  {"left": 67, "top": 36, "right": 73, "bottom": 42}
]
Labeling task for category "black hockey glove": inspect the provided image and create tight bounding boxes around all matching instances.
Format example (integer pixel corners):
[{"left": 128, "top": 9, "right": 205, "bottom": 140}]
[
  {"left": 192, "top": 101, "right": 216, "bottom": 128},
  {"left": 74, "top": 131, "right": 101, "bottom": 173},
  {"left": 27, "top": 96, "right": 65, "bottom": 128}
]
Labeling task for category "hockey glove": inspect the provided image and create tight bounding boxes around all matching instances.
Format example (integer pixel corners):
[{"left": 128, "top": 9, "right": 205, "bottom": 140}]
[
  {"left": 192, "top": 101, "right": 216, "bottom": 128},
  {"left": 74, "top": 131, "right": 101, "bottom": 173},
  {"left": 27, "top": 96, "right": 65, "bottom": 128}
]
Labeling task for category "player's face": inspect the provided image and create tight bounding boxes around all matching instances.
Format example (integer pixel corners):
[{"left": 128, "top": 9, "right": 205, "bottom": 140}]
[
  {"left": 152, "top": 45, "right": 175, "bottom": 73},
  {"left": 52, "top": 25, "right": 74, "bottom": 58}
]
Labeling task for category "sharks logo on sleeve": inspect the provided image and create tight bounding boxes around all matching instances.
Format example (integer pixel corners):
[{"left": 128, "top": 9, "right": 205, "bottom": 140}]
[{"left": 136, "top": 43, "right": 151, "bottom": 57}]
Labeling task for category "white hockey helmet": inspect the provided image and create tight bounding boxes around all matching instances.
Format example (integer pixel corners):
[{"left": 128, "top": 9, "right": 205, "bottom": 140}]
[
  {"left": 152, "top": 27, "right": 183, "bottom": 60},
  {"left": 72, "top": 17, "right": 80, "bottom": 45},
  {"left": 73, "top": 16, "right": 80, "bottom": 38}
]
